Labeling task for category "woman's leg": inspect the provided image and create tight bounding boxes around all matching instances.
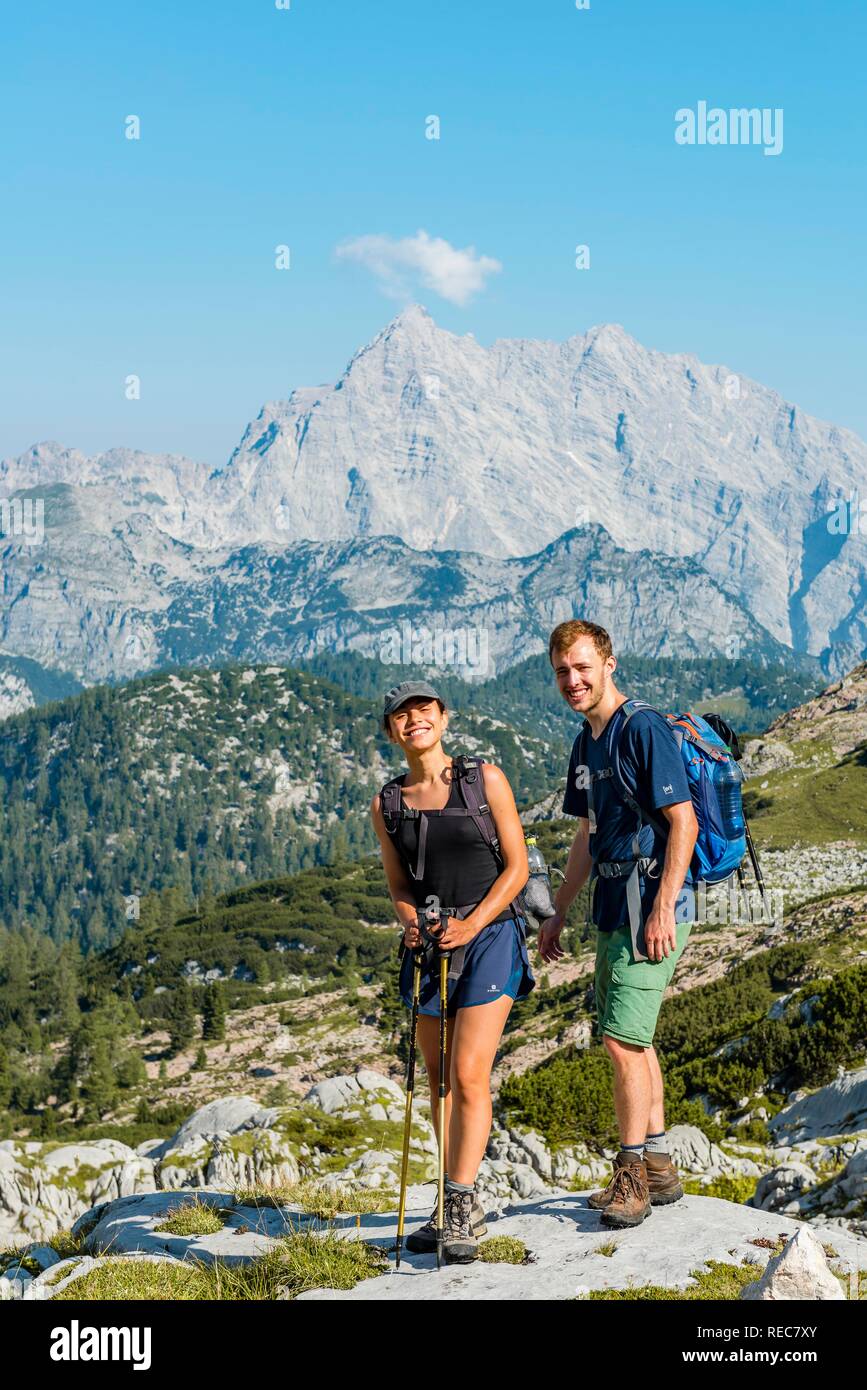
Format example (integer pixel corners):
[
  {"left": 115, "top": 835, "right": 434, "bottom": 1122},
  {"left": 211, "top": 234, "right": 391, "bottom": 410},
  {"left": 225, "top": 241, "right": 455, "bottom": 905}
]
[
  {"left": 416, "top": 1013, "right": 456, "bottom": 1172},
  {"left": 446, "top": 995, "right": 514, "bottom": 1185}
]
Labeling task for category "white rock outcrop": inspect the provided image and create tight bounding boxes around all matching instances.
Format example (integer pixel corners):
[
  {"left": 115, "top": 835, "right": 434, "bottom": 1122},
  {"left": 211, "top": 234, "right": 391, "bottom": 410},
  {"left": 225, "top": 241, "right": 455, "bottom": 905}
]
[
  {"left": 770, "top": 1067, "right": 867, "bottom": 1144},
  {"left": 741, "top": 1225, "right": 845, "bottom": 1301}
]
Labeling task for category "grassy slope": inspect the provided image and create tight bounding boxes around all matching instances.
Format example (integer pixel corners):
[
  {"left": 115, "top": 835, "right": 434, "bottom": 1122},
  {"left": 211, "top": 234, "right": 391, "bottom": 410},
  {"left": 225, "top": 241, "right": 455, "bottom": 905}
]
[{"left": 744, "top": 741, "right": 867, "bottom": 847}]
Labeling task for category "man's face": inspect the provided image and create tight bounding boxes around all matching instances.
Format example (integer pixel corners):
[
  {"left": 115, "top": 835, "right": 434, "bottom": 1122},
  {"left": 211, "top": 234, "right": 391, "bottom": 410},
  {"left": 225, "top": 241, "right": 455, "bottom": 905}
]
[{"left": 552, "top": 638, "right": 615, "bottom": 716}]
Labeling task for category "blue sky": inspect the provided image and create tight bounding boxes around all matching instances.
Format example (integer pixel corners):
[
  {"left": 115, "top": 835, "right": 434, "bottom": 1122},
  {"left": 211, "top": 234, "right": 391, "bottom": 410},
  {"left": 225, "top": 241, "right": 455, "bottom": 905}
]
[{"left": 2, "top": 0, "right": 865, "bottom": 466}]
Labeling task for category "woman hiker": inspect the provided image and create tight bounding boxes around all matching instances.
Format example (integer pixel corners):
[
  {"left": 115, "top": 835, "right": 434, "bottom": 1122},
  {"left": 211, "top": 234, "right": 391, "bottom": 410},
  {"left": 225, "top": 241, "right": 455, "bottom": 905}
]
[{"left": 371, "top": 680, "right": 534, "bottom": 1263}]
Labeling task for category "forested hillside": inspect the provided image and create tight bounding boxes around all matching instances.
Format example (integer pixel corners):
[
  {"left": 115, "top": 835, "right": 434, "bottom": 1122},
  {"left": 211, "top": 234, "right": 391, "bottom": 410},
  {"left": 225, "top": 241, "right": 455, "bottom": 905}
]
[
  {"left": 0, "top": 663, "right": 560, "bottom": 949},
  {"left": 303, "top": 650, "right": 820, "bottom": 744}
]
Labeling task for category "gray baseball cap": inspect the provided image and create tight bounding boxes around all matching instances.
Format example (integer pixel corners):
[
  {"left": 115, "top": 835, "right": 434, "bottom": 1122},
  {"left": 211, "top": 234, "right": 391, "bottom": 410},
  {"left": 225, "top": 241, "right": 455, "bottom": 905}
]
[{"left": 381, "top": 680, "right": 444, "bottom": 727}]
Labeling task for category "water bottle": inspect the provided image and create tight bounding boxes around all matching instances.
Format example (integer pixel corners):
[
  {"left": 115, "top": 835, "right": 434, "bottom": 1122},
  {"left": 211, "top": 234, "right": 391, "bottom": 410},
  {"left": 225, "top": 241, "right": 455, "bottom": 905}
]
[
  {"left": 523, "top": 836, "right": 557, "bottom": 922},
  {"left": 714, "top": 757, "right": 745, "bottom": 838}
]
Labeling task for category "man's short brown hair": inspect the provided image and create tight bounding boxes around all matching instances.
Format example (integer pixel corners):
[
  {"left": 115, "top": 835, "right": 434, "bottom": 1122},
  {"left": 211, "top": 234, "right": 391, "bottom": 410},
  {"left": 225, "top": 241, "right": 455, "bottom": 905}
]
[{"left": 548, "top": 620, "right": 614, "bottom": 665}]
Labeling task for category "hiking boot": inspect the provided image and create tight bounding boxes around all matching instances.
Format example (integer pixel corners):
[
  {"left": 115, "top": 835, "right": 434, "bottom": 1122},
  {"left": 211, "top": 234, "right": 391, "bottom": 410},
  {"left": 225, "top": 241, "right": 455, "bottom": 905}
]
[
  {"left": 588, "top": 1150, "right": 641, "bottom": 1209},
  {"left": 599, "top": 1153, "right": 651, "bottom": 1229},
  {"left": 589, "top": 1151, "right": 683, "bottom": 1209},
  {"left": 405, "top": 1193, "right": 487, "bottom": 1254},
  {"left": 643, "top": 1150, "right": 683, "bottom": 1205},
  {"left": 442, "top": 1188, "right": 479, "bottom": 1263}
]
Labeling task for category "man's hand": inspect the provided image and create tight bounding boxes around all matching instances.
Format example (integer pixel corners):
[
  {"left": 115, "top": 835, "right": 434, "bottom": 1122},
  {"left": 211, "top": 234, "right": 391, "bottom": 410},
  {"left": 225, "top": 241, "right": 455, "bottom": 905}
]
[
  {"left": 538, "top": 912, "right": 566, "bottom": 964},
  {"left": 642, "top": 901, "right": 678, "bottom": 962}
]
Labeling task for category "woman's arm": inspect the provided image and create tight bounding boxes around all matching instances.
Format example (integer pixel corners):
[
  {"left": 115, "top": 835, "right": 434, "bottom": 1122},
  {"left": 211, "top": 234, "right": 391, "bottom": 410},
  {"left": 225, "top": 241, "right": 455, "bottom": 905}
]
[
  {"left": 370, "top": 793, "right": 422, "bottom": 945},
  {"left": 437, "top": 764, "right": 529, "bottom": 949}
]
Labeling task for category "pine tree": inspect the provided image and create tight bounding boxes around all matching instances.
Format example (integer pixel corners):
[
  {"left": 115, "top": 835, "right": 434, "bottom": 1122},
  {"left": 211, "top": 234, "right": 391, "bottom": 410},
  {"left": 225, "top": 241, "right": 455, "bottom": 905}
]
[
  {"left": 202, "top": 982, "right": 226, "bottom": 1041},
  {"left": 0, "top": 1043, "right": 11, "bottom": 1108},
  {"left": 81, "top": 1038, "right": 117, "bottom": 1118},
  {"left": 166, "top": 983, "right": 195, "bottom": 1056}
]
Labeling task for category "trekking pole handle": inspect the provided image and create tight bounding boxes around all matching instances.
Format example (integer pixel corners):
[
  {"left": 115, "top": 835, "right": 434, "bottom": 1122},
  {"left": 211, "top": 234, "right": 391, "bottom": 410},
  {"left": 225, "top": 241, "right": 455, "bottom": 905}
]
[{"left": 423, "top": 904, "right": 454, "bottom": 957}]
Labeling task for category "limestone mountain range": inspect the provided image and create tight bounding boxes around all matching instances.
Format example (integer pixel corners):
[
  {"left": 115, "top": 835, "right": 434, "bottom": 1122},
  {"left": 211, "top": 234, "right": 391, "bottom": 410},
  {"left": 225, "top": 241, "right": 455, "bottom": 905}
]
[{"left": 1, "top": 308, "right": 864, "bottom": 707}]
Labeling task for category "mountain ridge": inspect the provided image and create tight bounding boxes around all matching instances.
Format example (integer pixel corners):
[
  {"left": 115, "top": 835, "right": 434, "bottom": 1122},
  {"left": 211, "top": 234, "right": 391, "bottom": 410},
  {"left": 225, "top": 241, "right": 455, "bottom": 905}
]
[{"left": 3, "top": 310, "right": 864, "bottom": 686}]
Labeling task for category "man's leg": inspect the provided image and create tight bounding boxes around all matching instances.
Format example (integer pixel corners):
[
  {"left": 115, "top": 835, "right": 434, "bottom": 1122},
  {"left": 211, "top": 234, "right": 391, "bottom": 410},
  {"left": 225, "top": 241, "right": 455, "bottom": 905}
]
[
  {"left": 641, "top": 1043, "right": 683, "bottom": 1202},
  {"left": 603, "top": 1034, "right": 652, "bottom": 1147},
  {"left": 597, "top": 1033, "right": 652, "bottom": 1227},
  {"left": 646, "top": 1043, "right": 665, "bottom": 1138}
]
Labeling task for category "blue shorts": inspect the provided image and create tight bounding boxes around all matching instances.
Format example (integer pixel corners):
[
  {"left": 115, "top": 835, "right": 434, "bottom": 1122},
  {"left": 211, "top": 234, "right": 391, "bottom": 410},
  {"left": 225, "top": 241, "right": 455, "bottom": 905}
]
[{"left": 400, "top": 914, "right": 536, "bottom": 1018}]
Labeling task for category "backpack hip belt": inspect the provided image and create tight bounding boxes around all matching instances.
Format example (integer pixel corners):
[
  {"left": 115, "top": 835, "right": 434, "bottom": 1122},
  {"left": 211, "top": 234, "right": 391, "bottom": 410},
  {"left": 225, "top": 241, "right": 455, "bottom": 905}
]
[
  {"left": 595, "top": 857, "right": 658, "bottom": 880},
  {"left": 405, "top": 901, "right": 525, "bottom": 984}
]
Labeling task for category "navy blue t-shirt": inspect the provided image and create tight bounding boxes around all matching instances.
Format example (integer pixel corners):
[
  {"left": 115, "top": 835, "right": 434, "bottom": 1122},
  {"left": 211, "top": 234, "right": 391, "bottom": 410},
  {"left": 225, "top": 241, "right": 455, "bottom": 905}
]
[{"left": 563, "top": 701, "right": 694, "bottom": 931}]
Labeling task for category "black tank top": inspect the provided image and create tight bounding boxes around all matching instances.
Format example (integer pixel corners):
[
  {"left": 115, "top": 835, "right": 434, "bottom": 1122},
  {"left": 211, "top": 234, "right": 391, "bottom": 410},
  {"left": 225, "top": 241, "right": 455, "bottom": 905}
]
[{"left": 395, "top": 772, "right": 510, "bottom": 919}]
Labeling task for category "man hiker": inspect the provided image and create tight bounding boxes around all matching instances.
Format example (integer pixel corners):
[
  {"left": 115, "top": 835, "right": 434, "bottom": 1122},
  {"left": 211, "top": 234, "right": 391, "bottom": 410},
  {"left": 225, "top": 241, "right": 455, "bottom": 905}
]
[{"left": 539, "top": 620, "right": 698, "bottom": 1228}]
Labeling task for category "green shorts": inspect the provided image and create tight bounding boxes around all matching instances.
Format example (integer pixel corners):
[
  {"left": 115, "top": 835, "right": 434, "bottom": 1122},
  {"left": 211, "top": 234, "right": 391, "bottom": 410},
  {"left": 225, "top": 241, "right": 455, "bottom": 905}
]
[{"left": 594, "top": 919, "right": 691, "bottom": 1049}]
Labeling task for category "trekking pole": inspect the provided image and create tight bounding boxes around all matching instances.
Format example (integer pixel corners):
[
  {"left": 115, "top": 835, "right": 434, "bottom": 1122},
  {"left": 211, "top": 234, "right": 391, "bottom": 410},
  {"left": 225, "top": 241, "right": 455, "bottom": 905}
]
[
  {"left": 436, "top": 943, "right": 450, "bottom": 1271},
  {"left": 395, "top": 947, "right": 423, "bottom": 1269},
  {"left": 744, "top": 818, "right": 776, "bottom": 924},
  {"left": 736, "top": 863, "right": 753, "bottom": 923}
]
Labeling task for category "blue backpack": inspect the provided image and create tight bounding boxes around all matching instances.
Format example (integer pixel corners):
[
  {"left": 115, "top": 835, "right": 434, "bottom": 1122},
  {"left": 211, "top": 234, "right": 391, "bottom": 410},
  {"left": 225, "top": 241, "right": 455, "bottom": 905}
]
[
  {"left": 602, "top": 699, "right": 747, "bottom": 884},
  {"left": 578, "top": 699, "right": 746, "bottom": 959}
]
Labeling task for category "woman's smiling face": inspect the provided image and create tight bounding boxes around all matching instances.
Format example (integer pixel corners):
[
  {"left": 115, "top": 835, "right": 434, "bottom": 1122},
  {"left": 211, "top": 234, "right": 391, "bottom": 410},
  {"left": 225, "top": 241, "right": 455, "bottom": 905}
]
[{"left": 387, "top": 696, "right": 447, "bottom": 753}]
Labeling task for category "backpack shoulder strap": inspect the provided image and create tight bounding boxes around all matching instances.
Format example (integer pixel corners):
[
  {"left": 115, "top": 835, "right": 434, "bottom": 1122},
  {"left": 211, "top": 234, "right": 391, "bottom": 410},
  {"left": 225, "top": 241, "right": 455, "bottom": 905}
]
[
  {"left": 453, "top": 755, "right": 529, "bottom": 922},
  {"left": 379, "top": 774, "right": 408, "bottom": 838},
  {"left": 451, "top": 755, "right": 504, "bottom": 866},
  {"left": 607, "top": 701, "right": 668, "bottom": 837},
  {"left": 575, "top": 720, "right": 590, "bottom": 767},
  {"left": 379, "top": 772, "right": 430, "bottom": 881}
]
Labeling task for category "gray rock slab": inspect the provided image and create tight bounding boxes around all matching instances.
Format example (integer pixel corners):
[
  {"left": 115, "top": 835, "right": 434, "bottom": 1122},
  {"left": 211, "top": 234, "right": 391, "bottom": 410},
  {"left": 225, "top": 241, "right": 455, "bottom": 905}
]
[
  {"left": 153, "top": 1097, "right": 274, "bottom": 1159},
  {"left": 771, "top": 1067, "right": 867, "bottom": 1143},
  {"left": 297, "top": 1188, "right": 867, "bottom": 1302},
  {"left": 70, "top": 1189, "right": 371, "bottom": 1268}
]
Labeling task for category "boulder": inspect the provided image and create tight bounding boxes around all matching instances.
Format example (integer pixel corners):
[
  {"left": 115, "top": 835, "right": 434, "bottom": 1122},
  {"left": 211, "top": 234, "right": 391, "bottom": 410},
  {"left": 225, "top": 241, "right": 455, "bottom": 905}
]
[
  {"left": 0, "top": 1272, "right": 32, "bottom": 1301},
  {"left": 741, "top": 1225, "right": 845, "bottom": 1300},
  {"left": 770, "top": 1067, "right": 867, "bottom": 1143},
  {"left": 158, "top": 1131, "right": 300, "bottom": 1192},
  {"left": 666, "top": 1125, "right": 761, "bottom": 1178},
  {"left": 74, "top": 1190, "right": 293, "bottom": 1265},
  {"left": 752, "top": 1162, "right": 816, "bottom": 1213},
  {"left": 0, "top": 1141, "right": 157, "bottom": 1246},
  {"left": 740, "top": 740, "right": 795, "bottom": 778},
  {"left": 153, "top": 1097, "right": 278, "bottom": 1158},
  {"left": 305, "top": 1070, "right": 404, "bottom": 1116},
  {"left": 16, "top": 1244, "right": 61, "bottom": 1272}
]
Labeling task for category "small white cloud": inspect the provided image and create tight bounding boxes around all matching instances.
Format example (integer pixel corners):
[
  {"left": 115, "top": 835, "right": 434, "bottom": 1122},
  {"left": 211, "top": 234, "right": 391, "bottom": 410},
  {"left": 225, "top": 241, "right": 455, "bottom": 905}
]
[{"left": 336, "top": 229, "right": 501, "bottom": 306}]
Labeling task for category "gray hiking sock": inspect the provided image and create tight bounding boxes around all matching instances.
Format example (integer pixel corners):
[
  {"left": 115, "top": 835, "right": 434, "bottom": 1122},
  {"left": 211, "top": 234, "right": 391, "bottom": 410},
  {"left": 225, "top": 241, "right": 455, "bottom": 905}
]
[
  {"left": 620, "top": 1141, "right": 645, "bottom": 1159},
  {"left": 445, "top": 1178, "right": 475, "bottom": 1194},
  {"left": 644, "top": 1131, "right": 668, "bottom": 1155}
]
